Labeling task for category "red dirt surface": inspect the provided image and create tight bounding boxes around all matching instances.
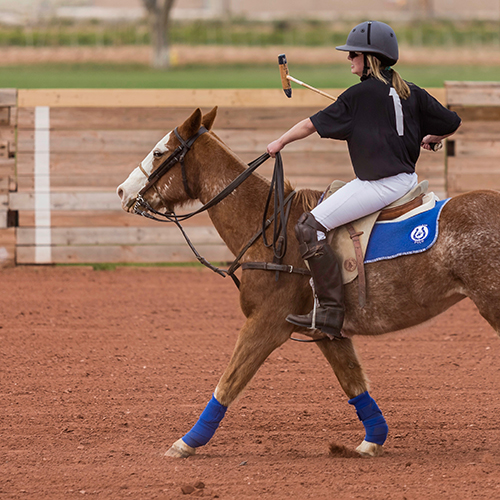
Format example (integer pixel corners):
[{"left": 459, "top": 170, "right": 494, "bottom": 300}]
[{"left": 1, "top": 266, "right": 500, "bottom": 499}]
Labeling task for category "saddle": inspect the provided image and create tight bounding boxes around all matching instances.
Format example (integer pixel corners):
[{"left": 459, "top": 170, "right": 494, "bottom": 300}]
[{"left": 325, "top": 180, "right": 437, "bottom": 307}]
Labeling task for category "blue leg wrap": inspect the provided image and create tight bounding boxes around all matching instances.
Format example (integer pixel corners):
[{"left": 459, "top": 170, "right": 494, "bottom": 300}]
[
  {"left": 181, "top": 394, "right": 228, "bottom": 448},
  {"left": 348, "top": 391, "right": 389, "bottom": 446}
]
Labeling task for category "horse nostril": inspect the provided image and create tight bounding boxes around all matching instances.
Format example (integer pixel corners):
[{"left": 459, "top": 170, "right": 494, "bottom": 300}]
[{"left": 117, "top": 187, "right": 124, "bottom": 200}]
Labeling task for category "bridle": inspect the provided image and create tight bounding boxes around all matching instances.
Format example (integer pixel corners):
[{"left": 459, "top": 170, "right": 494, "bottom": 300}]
[
  {"left": 131, "top": 122, "right": 308, "bottom": 273},
  {"left": 132, "top": 125, "right": 208, "bottom": 212},
  {"left": 131, "top": 126, "right": 277, "bottom": 229},
  {"left": 129, "top": 125, "right": 319, "bottom": 343}
]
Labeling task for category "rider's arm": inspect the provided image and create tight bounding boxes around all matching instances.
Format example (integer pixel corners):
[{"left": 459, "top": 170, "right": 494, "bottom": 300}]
[
  {"left": 421, "top": 121, "right": 461, "bottom": 151},
  {"left": 267, "top": 118, "right": 317, "bottom": 157}
]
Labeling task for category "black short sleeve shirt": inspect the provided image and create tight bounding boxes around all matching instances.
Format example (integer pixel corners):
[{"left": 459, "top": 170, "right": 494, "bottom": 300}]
[{"left": 309, "top": 75, "right": 461, "bottom": 181}]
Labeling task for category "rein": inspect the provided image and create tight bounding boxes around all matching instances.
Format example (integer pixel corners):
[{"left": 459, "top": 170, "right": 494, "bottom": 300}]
[{"left": 133, "top": 126, "right": 310, "bottom": 287}]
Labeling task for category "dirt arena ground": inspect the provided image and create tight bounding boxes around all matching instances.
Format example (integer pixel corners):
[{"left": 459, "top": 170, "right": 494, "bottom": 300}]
[{"left": 1, "top": 266, "right": 500, "bottom": 499}]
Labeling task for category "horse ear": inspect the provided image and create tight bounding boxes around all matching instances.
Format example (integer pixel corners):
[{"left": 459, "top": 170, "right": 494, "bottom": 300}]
[
  {"left": 178, "top": 108, "right": 203, "bottom": 138},
  {"left": 202, "top": 106, "right": 218, "bottom": 130}
]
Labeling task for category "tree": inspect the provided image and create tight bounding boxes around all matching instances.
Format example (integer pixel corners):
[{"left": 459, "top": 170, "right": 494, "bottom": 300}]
[{"left": 142, "top": 0, "right": 176, "bottom": 70}]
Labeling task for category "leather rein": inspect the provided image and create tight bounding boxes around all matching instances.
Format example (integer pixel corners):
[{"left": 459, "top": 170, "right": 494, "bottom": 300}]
[{"left": 132, "top": 126, "right": 311, "bottom": 289}]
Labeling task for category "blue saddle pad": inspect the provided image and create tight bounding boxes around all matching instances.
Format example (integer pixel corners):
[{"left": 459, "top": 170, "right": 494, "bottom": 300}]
[{"left": 364, "top": 198, "right": 450, "bottom": 264}]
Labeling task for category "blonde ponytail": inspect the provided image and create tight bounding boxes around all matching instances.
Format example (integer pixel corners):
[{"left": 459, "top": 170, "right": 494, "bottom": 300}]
[{"left": 366, "top": 54, "right": 410, "bottom": 100}]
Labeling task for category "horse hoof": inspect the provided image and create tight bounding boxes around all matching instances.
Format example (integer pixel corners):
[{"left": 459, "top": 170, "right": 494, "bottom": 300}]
[
  {"left": 165, "top": 438, "right": 196, "bottom": 458},
  {"left": 355, "top": 440, "right": 384, "bottom": 457}
]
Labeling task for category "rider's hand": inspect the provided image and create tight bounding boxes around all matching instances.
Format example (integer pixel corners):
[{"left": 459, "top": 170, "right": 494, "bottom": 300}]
[
  {"left": 421, "top": 134, "right": 442, "bottom": 151},
  {"left": 267, "top": 139, "right": 284, "bottom": 158}
]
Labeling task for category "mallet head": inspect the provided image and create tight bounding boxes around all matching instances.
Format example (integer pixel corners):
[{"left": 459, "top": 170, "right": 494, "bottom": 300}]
[{"left": 278, "top": 54, "right": 292, "bottom": 98}]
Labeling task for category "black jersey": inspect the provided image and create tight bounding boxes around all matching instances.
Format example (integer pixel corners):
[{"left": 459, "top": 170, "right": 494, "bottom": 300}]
[{"left": 310, "top": 74, "right": 461, "bottom": 181}]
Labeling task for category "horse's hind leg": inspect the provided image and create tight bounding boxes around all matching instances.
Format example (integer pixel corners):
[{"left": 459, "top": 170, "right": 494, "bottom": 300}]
[
  {"left": 465, "top": 289, "right": 500, "bottom": 336},
  {"left": 316, "top": 337, "right": 368, "bottom": 398},
  {"left": 166, "top": 314, "right": 290, "bottom": 458},
  {"left": 316, "top": 338, "right": 387, "bottom": 457}
]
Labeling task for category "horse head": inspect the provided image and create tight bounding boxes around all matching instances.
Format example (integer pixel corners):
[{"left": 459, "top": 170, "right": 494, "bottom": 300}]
[{"left": 117, "top": 106, "right": 218, "bottom": 214}]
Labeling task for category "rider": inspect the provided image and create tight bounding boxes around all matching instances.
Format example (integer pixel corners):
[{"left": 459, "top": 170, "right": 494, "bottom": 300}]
[{"left": 266, "top": 20, "right": 461, "bottom": 340}]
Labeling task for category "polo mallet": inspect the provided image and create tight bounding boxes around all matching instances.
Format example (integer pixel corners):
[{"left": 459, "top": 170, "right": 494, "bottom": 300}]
[
  {"left": 278, "top": 54, "right": 336, "bottom": 101},
  {"left": 278, "top": 53, "right": 443, "bottom": 152}
]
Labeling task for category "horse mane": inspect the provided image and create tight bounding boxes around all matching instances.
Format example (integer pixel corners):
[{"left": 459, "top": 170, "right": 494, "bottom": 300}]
[
  {"left": 206, "top": 130, "right": 321, "bottom": 212},
  {"left": 294, "top": 188, "right": 323, "bottom": 212}
]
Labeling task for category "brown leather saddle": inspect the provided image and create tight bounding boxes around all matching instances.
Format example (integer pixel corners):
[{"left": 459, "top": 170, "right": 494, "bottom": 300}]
[{"left": 325, "top": 180, "right": 434, "bottom": 308}]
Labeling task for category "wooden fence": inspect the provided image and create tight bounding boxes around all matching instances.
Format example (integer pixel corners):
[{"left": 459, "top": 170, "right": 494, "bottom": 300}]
[
  {"left": 446, "top": 82, "right": 500, "bottom": 196},
  {"left": 0, "top": 89, "right": 16, "bottom": 267},
  {"left": 0, "top": 84, "right": 492, "bottom": 265}
]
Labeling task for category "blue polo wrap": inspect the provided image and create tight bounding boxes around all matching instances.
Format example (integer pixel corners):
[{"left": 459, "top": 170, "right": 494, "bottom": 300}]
[
  {"left": 181, "top": 394, "right": 228, "bottom": 448},
  {"left": 348, "top": 391, "right": 388, "bottom": 445}
]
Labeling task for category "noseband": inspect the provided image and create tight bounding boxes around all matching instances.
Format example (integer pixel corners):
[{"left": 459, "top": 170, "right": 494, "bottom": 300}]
[{"left": 133, "top": 126, "right": 208, "bottom": 213}]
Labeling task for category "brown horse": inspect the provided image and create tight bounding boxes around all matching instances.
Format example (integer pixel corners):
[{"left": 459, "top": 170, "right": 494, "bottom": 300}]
[{"left": 117, "top": 107, "right": 500, "bottom": 458}]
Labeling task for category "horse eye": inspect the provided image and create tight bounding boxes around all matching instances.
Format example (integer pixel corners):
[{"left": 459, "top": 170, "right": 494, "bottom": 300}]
[{"left": 153, "top": 150, "right": 163, "bottom": 158}]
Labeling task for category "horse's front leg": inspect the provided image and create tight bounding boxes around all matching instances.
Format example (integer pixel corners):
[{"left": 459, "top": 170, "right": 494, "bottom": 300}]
[
  {"left": 316, "top": 338, "right": 388, "bottom": 457},
  {"left": 166, "top": 314, "right": 290, "bottom": 458}
]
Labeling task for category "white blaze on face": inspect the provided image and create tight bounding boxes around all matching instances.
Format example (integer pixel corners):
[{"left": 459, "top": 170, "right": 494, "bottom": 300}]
[{"left": 117, "top": 132, "right": 171, "bottom": 211}]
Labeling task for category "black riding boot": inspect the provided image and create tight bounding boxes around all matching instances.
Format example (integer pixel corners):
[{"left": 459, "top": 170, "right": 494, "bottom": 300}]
[{"left": 286, "top": 213, "right": 344, "bottom": 339}]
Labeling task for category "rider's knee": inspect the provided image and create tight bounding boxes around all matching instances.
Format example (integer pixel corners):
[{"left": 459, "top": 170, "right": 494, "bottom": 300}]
[{"left": 295, "top": 212, "right": 328, "bottom": 259}]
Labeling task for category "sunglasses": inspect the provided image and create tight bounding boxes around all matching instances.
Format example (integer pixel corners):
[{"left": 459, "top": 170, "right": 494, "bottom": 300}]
[{"left": 349, "top": 51, "right": 363, "bottom": 59}]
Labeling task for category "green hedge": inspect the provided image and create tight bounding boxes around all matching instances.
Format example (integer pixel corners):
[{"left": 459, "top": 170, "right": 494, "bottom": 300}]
[{"left": 1, "top": 20, "right": 500, "bottom": 47}]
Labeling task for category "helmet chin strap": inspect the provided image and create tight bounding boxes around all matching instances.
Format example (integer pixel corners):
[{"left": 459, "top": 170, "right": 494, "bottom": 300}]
[{"left": 360, "top": 53, "right": 370, "bottom": 81}]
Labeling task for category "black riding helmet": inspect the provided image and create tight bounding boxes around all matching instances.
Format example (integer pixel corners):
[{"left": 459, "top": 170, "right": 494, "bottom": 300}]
[{"left": 336, "top": 20, "right": 399, "bottom": 67}]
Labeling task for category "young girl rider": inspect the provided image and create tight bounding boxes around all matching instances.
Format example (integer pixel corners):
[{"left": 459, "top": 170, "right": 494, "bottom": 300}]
[{"left": 267, "top": 20, "right": 461, "bottom": 340}]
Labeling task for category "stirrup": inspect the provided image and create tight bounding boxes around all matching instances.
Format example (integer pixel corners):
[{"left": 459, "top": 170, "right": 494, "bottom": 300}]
[
  {"left": 286, "top": 306, "right": 344, "bottom": 341},
  {"left": 309, "top": 296, "right": 344, "bottom": 339},
  {"left": 286, "top": 314, "right": 344, "bottom": 340},
  {"left": 311, "top": 295, "right": 319, "bottom": 329}
]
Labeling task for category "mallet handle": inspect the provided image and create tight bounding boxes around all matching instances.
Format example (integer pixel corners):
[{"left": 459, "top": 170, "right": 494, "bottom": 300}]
[{"left": 287, "top": 75, "right": 336, "bottom": 101}]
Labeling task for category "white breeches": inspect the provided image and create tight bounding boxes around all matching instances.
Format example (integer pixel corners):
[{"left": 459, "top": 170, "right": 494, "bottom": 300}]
[{"left": 311, "top": 172, "right": 418, "bottom": 237}]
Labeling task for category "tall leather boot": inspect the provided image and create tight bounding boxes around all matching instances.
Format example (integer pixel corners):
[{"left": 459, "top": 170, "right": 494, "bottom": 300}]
[{"left": 286, "top": 213, "right": 344, "bottom": 339}]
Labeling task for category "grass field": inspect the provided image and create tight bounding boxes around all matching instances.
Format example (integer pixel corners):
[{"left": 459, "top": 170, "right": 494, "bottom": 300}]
[{"left": 2, "top": 62, "right": 500, "bottom": 89}]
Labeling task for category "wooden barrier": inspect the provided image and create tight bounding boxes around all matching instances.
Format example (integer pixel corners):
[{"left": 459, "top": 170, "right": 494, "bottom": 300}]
[
  {"left": 0, "top": 89, "right": 17, "bottom": 266},
  {"left": 11, "top": 87, "right": 448, "bottom": 265},
  {"left": 446, "top": 82, "right": 500, "bottom": 196}
]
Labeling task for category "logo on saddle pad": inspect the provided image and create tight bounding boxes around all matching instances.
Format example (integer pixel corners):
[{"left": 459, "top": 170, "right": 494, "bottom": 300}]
[
  {"left": 410, "top": 224, "right": 429, "bottom": 244},
  {"left": 363, "top": 198, "right": 450, "bottom": 265}
]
